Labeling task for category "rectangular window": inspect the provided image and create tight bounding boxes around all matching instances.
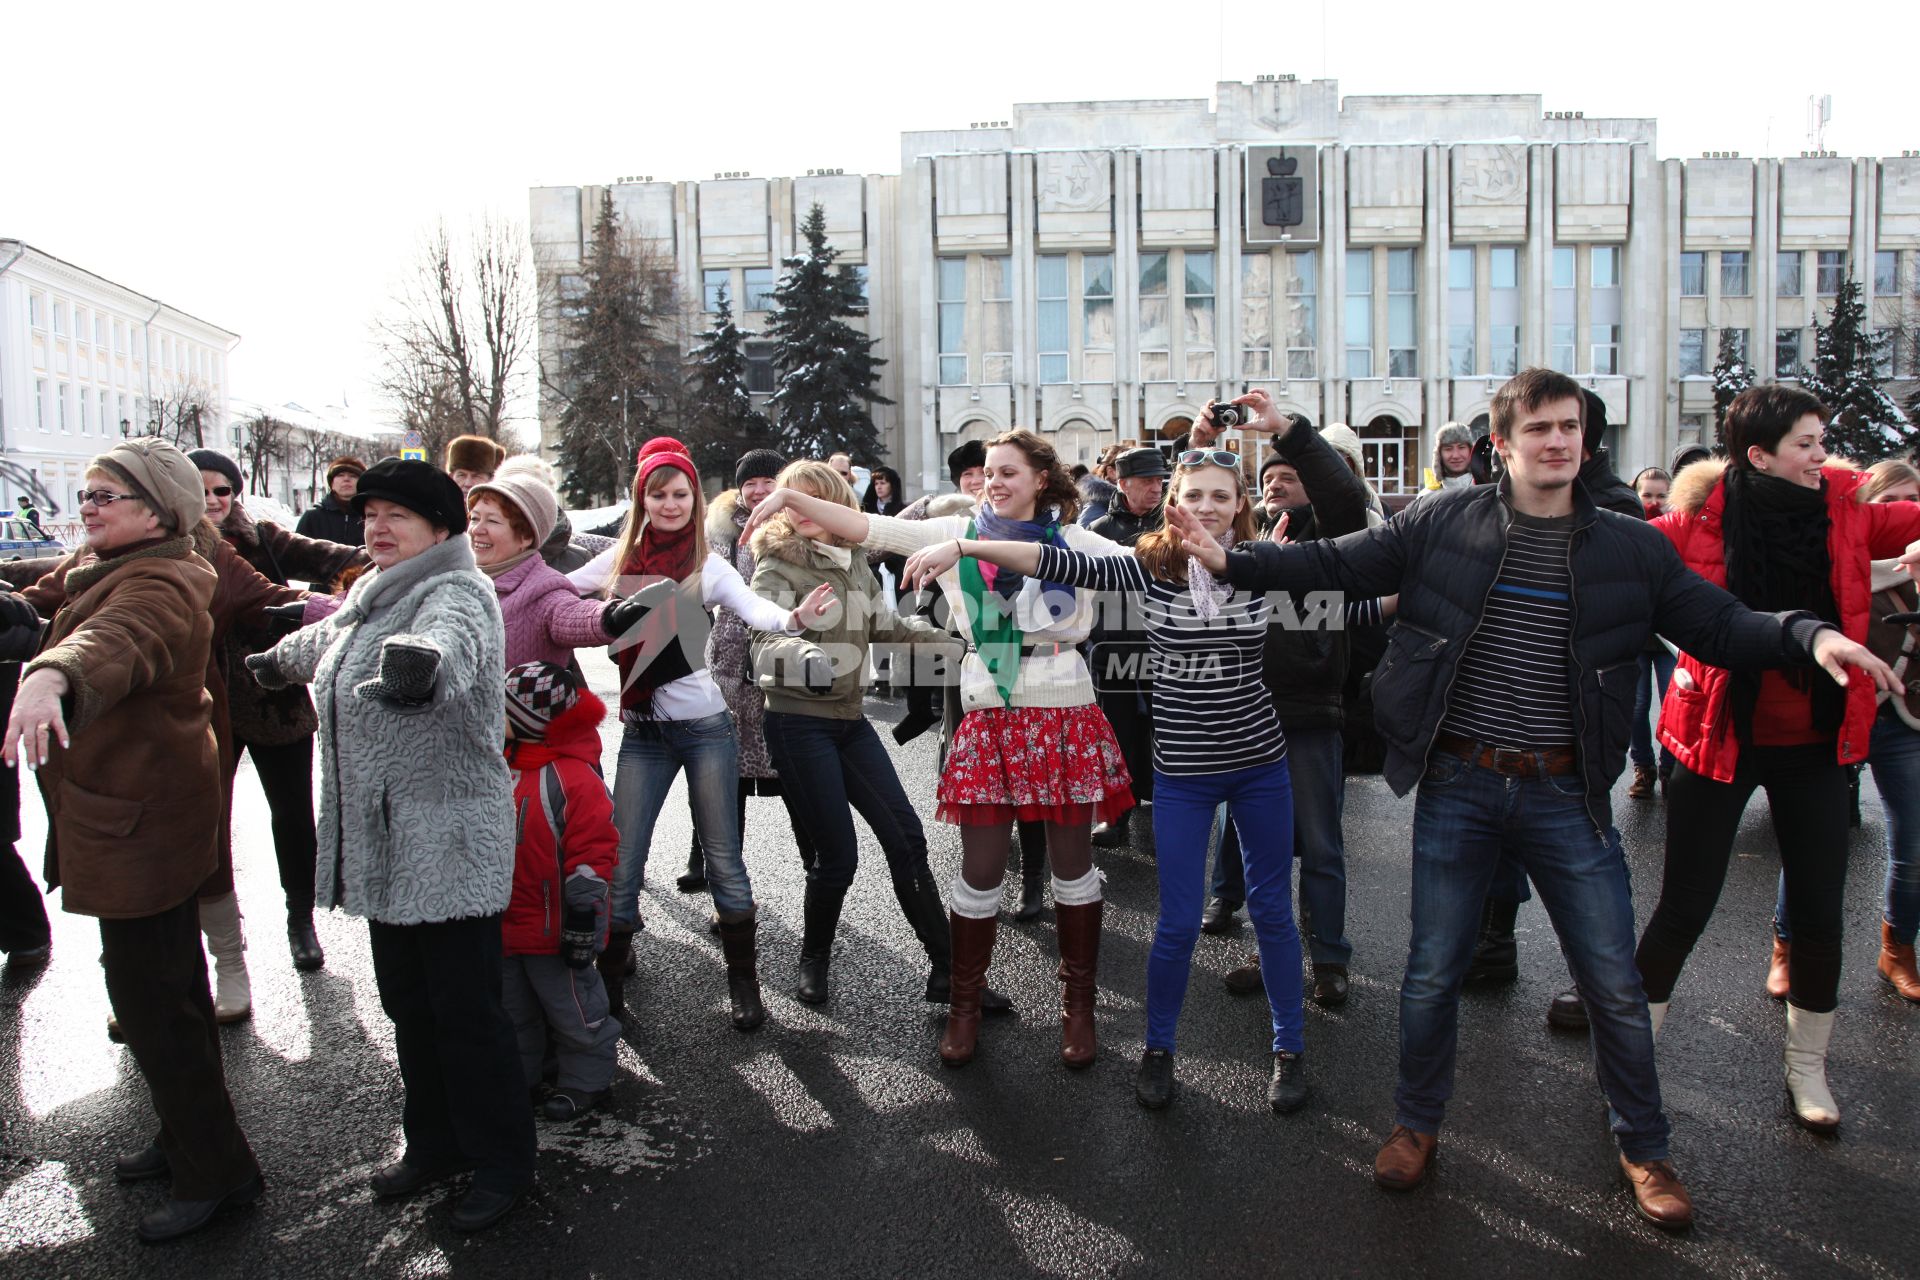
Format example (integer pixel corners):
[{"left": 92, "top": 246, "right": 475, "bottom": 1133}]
[
  {"left": 1344, "top": 249, "right": 1372, "bottom": 378},
  {"left": 114, "top": 319, "right": 126, "bottom": 354},
  {"left": 1873, "top": 329, "right": 1894, "bottom": 379},
  {"left": 105, "top": 391, "right": 118, "bottom": 433},
  {"left": 1386, "top": 248, "right": 1417, "bottom": 378},
  {"left": 1719, "top": 250, "right": 1750, "bottom": 297},
  {"left": 1447, "top": 247, "right": 1474, "bottom": 376},
  {"left": 981, "top": 255, "right": 1012, "bottom": 384},
  {"left": 1776, "top": 328, "right": 1802, "bottom": 377},
  {"left": 1679, "top": 328, "right": 1707, "bottom": 377},
  {"left": 1877, "top": 250, "right": 1901, "bottom": 296},
  {"left": 1240, "top": 252, "right": 1272, "bottom": 378},
  {"left": 742, "top": 268, "right": 776, "bottom": 313},
  {"left": 1777, "top": 251, "right": 1803, "bottom": 297},
  {"left": 80, "top": 387, "right": 92, "bottom": 434},
  {"left": 57, "top": 384, "right": 69, "bottom": 432},
  {"left": 1082, "top": 254, "right": 1114, "bottom": 382},
  {"left": 34, "top": 380, "right": 47, "bottom": 431},
  {"left": 53, "top": 301, "right": 67, "bottom": 336},
  {"left": 1551, "top": 246, "right": 1577, "bottom": 372},
  {"left": 1591, "top": 325, "right": 1621, "bottom": 375},
  {"left": 29, "top": 293, "right": 45, "bottom": 329},
  {"left": 1726, "top": 328, "right": 1750, "bottom": 363},
  {"left": 1282, "top": 250, "right": 1317, "bottom": 380},
  {"left": 1817, "top": 250, "right": 1847, "bottom": 296},
  {"left": 94, "top": 313, "right": 106, "bottom": 346},
  {"left": 1036, "top": 254, "right": 1069, "bottom": 384},
  {"left": 1589, "top": 246, "right": 1622, "bottom": 375},
  {"left": 744, "top": 340, "right": 775, "bottom": 395},
  {"left": 849, "top": 264, "right": 869, "bottom": 304},
  {"left": 1183, "top": 250, "right": 1215, "bottom": 381},
  {"left": 937, "top": 257, "right": 967, "bottom": 385},
  {"left": 75, "top": 308, "right": 89, "bottom": 345},
  {"left": 702, "top": 268, "right": 730, "bottom": 312},
  {"left": 1139, "top": 251, "right": 1170, "bottom": 381},
  {"left": 1679, "top": 251, "right": 1705, "bottom": 298},
  {"left": 1489, "top": 246, "right": 1520, "bottom": 377}
]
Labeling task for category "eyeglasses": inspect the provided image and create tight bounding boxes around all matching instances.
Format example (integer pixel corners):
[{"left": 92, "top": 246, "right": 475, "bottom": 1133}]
[
  {"left": 78, "top": 488, "right": 136, "bottom": 507},
  {"left": 1177, "top": 449, "right": 1240, "bottom": 470},
  {"left": 205, "top": 486, "right": 234, "bottom": 499}
]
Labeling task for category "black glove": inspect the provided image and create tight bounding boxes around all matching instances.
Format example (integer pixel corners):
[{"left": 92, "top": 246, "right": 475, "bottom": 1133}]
[
  {"left": 602, "top": 578, "right": 675, "bottom": 640},
  {"left": 801, "top": 645, "right": 836, "bottom": 695},
  {"left": 560, "top": 903, "right": 598, "bottom": 969},
  {"left": 263, "top": 601, "right": 308, "bottom": 635},
  {"left": 353, "top": 637, "right": 439, "bottom": 706},
  {"left": 246, "top": 649, "right": 290, "bottom": 691}
]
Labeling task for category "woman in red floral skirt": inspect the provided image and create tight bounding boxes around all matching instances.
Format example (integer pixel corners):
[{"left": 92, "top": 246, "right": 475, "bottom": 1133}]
[{"left": 748, "top": 429, "right": 1134, "bottom": 1069}]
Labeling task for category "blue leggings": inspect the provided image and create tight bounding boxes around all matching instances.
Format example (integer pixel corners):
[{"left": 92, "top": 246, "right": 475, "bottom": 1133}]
[{"left": 1148, "top": 759, "right": 1304, "bottom": 1054}]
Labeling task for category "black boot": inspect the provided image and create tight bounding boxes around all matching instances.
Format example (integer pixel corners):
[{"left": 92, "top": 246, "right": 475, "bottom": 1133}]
[
  {"left": 893, "top": 684, "right": 942, "bottom": 745},
  {"left": 287, "top": 912, "right": 325, "bottom": 972},
  {"left": 1014, "top": 820, "right": 1047, "bottom": 922},
  {"left": 1090, "top": 811, "right": 1130, "bottom": 849},
  {"left": 896, "top": 870, "right": 1012, "bottom": 1014},
  {"left": 676, "top": 833, "right": 707, "bottom": 893},
  {"left": 716, "top": 915, "right": 767, "bottom": 1032},
  {"left": 1462, "top": 897, "right": 1520, "bottom": 984},
  {"left": 599, "top": 929, "right": 635, "bottom": 1014},
  {"left": 796, "top": 883, "right": 847, "bottom": 1005}
]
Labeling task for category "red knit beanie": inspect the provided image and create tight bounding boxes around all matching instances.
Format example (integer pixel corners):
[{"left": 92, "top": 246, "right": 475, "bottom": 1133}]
[{"left": 636, "top": 436, "right": 698, "bottom": 488}]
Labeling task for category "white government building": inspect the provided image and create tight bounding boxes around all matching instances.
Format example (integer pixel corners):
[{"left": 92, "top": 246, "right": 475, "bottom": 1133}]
[
  {"left": 531, "top": 78, "right": 1920, "bottom": 499},
  {"left": 0, "top": 239, "right": 236, "bottom": 527}
]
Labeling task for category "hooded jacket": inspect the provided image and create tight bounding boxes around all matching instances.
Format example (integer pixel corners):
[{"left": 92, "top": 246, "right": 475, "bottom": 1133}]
[
  {"left": 503, "top": 690, "right": 616, "bottom": 956},
  {"left": 1653, "top": 459, "right": 1920, "bottom": 779},
  {"left": 1222, "top": 474, "right": 1835, "bottom": 831}
]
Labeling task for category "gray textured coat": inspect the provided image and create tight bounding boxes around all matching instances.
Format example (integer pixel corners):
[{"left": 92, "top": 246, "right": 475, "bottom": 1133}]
[{"left": 263, "top": 534, "right": 514, "bottom": 925}]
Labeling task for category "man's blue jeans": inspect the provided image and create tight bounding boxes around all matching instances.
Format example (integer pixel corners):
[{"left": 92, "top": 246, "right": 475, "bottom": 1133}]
[
  {"left": 1209, "top": 728, "right": 1352, "bottom": 967},
  {"left": 1152, "top": 760, "right": 1303, "bottom": 1054},
  {"left": 610, "top": 712, "right": 752, "bottom": 928},
  {"left": 1400, "top": 752, "right": 1670, "bottom": 1162}
]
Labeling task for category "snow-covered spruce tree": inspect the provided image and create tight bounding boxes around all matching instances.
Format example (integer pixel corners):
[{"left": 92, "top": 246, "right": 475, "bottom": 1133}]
[
  {"left": 1804, "top": 272, "right": 1916, "bottom": 461},
  {"left": 1710, "top": 327, "right": 1752, "bottom": 444},
  {"left": 685, "top": 286, "right": 777, "bottom": 479},
  {"left": 549, "top": 191, "right": 668, "bottom": 505},
  {"left": 765, "top": 203, "right": 892, "bottom": 462}
]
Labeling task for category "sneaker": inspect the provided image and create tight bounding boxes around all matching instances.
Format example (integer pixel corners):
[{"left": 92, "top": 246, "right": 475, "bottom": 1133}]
[
  {"left": 1133, "top": 1049, "right": 1175, "bottom": 1110},
  {"left": 1267, "top": 1051, "right": 1310, "bottom": 1113}
]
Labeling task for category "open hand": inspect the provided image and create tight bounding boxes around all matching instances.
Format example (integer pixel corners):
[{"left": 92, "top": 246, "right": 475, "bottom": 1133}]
[
  {"left": 1811, "top": 628, "right": 1899, "bottom": 693},
  {"left": 1267, "top": 511, "right": 1292, "bottom": 544},
  {"left": 789, "top": 582, "right": 837, "bottom": 631},
  {"left": 1229, "top": 388, "right": 1289, "bottom": 437},
  {"left": 1165, "top": 505, "right": 1228, "bottom": 577},
  {"left": 903, "top": 539, "right": 964, "bottom": 592}
]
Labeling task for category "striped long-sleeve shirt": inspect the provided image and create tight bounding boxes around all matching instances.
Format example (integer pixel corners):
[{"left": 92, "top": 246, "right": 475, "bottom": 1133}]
[
  {"left": 1437, "top": 512, "right": 1577, "bottom": 747},
  {"left": 1032, "top": 544, "right": 1285, "bottom": 776}
]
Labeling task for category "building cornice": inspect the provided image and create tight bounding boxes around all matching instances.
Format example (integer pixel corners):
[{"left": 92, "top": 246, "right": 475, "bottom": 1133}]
[{"left": 0, "top": 240, "right": 240, "bottom": 344}]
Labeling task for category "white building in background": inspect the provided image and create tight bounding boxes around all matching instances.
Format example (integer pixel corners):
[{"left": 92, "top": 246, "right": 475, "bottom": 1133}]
[
  {"left": 532, "top": 79, "right": 1920, "bottom": 500},
  {"left": 223, "top": 396, "right": 402, "bottom": 515},
  {"left": 0, "top": 239, "right": 237, "bottom": 523}
]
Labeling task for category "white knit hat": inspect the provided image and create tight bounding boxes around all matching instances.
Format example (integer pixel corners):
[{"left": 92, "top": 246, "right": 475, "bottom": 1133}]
[
  {"left": 1318, "top": 423, "right": 1365, "bottom": 473},
  {"left": 468, "top": 458, "right": 560, "bottom": 550}
]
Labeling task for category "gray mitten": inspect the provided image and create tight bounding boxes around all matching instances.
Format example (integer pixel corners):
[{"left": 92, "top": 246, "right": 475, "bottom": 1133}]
[
  {"left": 245, "top": 650, "right": 291, "bottom": 691},
  {"left": 354, "top": 637, "right": 440, "bottom": 706}
]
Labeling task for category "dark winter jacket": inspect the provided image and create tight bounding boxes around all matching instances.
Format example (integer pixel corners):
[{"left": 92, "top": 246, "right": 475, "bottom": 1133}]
[
  {"left": 1260, "top": 424, "right": 1373, "bottom": 731},
  {"left": 1085, "top": 497, "right": 1163, "bottom": 694},
  {"left": 0, "top": 585, "right": 44, "bottom": 847},
  {"left": 1653, "top": 460, "right": 1920, "bottom": 780},
  {"left": 1222, "top": 475, "right": 1835, "bottom": 830},
  {"left": 294, "top": 493, "right": 363, "bottom": 552},
  {"left": 503, "top": 691, "right": 618, "bottom": 957},
  {"left": 1087, "top": 498, "right": 1164, "bottom": 547},
  {"left": 539, "top": 511, "right": 609, "bottom": 576},
  {"left": 1077, "top": 475, "right": 1118, "bottom": 528}
]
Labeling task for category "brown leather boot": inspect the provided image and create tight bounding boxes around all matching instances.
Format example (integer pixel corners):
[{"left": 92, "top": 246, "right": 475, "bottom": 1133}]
[
  {"left": 1620, "top": 1154, "right": 1694, "bottom": 1231},
  {"left": 1878, "top": 921, "right": 1920, "bottom": 1004},
  {"left": 1766, "top": 936, "right": 1791, "bottom": 1001},
  {"left": 1627, "top": 765, "right": 1656, "bottom": 799},
  {"left": 1373, "top": 1125, "right": 1438, "bottom": 1190},
  {"left": 938, "top": 912, "right": 998, "bottom": 1067},
  {"left": 1055, "top": 899, "right": 1103, "bottom": 1070}
]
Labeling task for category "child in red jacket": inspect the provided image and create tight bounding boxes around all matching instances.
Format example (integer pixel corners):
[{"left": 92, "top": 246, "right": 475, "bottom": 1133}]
[{"left": 503, "top": 661, "right": 620, "bottom": 1120}]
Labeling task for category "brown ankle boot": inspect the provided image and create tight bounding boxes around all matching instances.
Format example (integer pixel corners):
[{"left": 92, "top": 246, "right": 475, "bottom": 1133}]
[
  {"left": 938, "top": 912, "right": 998, "bottom": 1067},
  {"left": 1055, "top": 899, "right": 1103, "bottom": 1069},
  {"left": 1627, "top": 764, "right": 1656, "bottom": 799},
  {"left": 1766, "top": 936, "right": 1791, "bottom": 1001},
  {"left": 1878, "top": 921, "right": 1920, "bottom": 1004}
]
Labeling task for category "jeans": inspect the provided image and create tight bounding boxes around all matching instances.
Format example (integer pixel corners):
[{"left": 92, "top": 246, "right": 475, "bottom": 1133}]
[
  {"left": 1209, "top": 728, "right": 1352, "bottom": 967},
  {"left": 1151, "top": 761, "right": 1304, "bottom": 1054},
  {"left": 1775, "top": 704, "right": 1920, "bottom": 946},
  {"left": 1630, "top": 649, "right": 1678, "bottom": 772},
  {"left": 610, "top": 712, "right": 752, "bottom": 928},
  {"left": 1400, "top": 753, "right": 1669, "bottom": 1162},
  {"left": 764, "top": 711, "right": 931, "bottom": 891},
  {"left": 1639, "top": 744, "right": 1847, "bottom": 1012}
]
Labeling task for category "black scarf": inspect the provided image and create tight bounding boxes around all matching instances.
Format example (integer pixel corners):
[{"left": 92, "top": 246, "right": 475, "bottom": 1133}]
[{"left": 1720, "top": 469, "right": 1844, "bottom": 744}]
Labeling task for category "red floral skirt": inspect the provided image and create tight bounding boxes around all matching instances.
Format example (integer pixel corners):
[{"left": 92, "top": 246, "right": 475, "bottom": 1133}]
[{"left": 936, "top": 705, "right": 1135, "bottom": 827}]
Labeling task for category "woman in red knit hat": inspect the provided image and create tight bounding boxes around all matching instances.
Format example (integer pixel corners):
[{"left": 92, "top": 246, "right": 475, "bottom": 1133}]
[{"left": 574, "top": 438, "right": 833, "bottom": 1031}]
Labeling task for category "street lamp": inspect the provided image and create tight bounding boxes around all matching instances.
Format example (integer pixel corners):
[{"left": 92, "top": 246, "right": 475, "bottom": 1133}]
[{"left": 120, "top": 418, "right": 130, "bottom": 437}]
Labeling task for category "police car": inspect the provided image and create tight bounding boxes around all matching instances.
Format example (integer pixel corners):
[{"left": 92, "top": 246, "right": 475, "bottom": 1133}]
[{"left": 0, "top": 515, "right": 62, "bottom": 557}]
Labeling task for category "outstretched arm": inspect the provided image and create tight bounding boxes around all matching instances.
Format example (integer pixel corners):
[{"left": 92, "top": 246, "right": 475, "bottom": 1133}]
[{"left": 741, "top": 489, "right": 871, "bottom": 544}]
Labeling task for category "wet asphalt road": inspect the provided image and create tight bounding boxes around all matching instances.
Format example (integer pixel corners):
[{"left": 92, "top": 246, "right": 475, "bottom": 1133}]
[{"left": 1, "top": 649, "right": 1914, "bottom": 1278}]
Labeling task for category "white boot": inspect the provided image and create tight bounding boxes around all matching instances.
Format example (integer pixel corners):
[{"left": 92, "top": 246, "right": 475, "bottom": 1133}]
[
  {"left": 1783, "top": 1004, "right": 1839, "bottom": 1133},
  {"left": 1648, "top": 1000, "right": 1668, "bottom": 1041},
  {"left": 199, "top": 892, "right": 253, "bottom": 1025}
]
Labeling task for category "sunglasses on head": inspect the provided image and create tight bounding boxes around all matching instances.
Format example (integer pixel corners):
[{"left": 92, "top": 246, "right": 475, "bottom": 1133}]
[
  {"left": 205, "top": 486, "right": 233, "bottom": 498},
  {"left": 1177, "top": 449, "right": 1240, "bottom": 470}
]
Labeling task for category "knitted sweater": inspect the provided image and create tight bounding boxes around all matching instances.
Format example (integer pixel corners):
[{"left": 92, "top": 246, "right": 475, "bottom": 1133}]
[
  {"left": 863, "top": 512, "right": 1132, "bottom": 712},
  {"left": 491, "top": 552, "right": 614, "bottom": 670}
]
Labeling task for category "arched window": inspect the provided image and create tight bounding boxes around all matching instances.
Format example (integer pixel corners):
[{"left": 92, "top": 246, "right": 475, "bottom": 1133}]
[
  {"left": 1158, "top": 415, "right": 1193, "bottom": 442},
  {"left": 1359, "top": 414, "right": 1420, "bottom": 495},
  {"left": 1053, "top": 420, "right": 1099, "bottom": 467}
]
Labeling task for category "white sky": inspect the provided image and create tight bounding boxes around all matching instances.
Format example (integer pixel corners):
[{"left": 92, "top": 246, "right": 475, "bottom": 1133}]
[{"left": 5, "top": 0, "right": 1913, "bottom": 426}]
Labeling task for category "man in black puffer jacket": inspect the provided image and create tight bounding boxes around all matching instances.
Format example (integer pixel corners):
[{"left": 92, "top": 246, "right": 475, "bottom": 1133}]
[{"left": 1182, "top": 367, "right": 1892, "bottom": 1231}]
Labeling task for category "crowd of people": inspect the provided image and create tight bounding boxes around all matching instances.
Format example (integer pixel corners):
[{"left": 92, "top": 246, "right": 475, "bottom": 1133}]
[{"left": 1, "top": 375, "right": 1916, "bottom": 1244}]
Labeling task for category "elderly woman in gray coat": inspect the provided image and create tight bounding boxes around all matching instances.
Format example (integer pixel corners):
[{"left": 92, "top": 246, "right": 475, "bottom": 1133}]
[{"left": 248, "top": 458, "right": 533, "bottom": 1234}]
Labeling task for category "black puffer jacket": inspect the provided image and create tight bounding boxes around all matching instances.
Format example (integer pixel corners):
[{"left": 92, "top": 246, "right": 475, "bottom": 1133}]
[
  {"left": 1085, "top": 499, "right": 1163, "bottom": 693},
  {"left": 1222, "top": 476, "right": 1831, "bottom": 830},
  {"left": 294, "top": 493, "right": 363, "bottom": 548}
]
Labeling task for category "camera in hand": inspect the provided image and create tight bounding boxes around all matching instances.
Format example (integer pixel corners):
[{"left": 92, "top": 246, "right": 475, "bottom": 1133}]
[{"left": 1209, "top": 403, "right": 1248, "bottom": 429}]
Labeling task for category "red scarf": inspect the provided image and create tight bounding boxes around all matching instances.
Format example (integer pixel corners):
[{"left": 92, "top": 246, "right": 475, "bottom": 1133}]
[{"left": 615, "top": 519, "right": 701, "bottom": 714}]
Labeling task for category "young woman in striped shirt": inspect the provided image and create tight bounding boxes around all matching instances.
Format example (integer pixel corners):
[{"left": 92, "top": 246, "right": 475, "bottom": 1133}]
[{"left": 901, "top": 452, "right": 1311, "bottom": 1114}]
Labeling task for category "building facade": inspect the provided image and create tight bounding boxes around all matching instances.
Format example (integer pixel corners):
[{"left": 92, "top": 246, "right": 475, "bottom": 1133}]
[
  {"left": 0, "top": 239, "right": 237, "bottom": 527},
  {"left": 531, "top": 79, "right": 1920, "bottom": 499}
]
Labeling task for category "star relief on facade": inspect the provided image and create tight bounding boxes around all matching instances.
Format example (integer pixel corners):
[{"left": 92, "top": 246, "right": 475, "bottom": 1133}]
[{"left": 1037, "top": 152, "right": 1110, "bottom": 214}]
